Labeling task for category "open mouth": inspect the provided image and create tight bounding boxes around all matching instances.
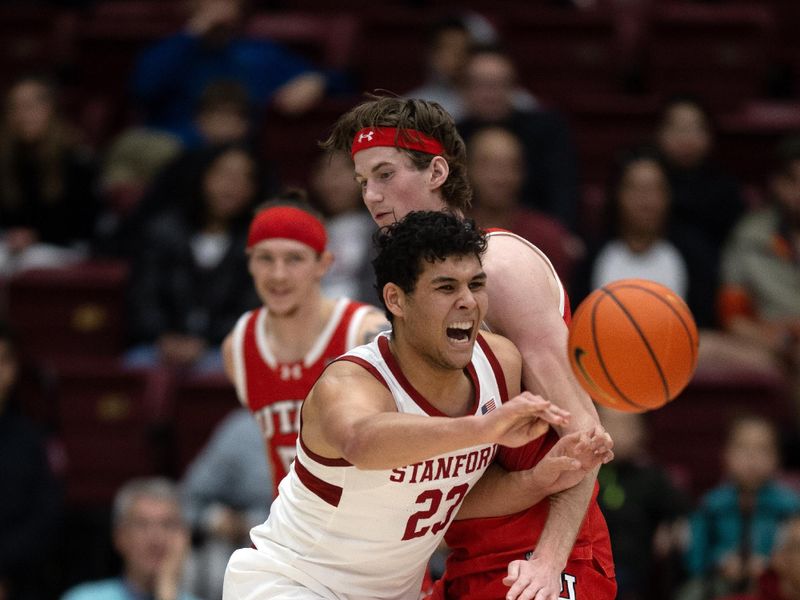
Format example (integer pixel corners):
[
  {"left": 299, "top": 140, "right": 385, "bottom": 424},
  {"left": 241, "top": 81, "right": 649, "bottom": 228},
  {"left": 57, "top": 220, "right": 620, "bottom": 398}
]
[{"left": 446, "top": 320, "right": 474, "bottom": 344}]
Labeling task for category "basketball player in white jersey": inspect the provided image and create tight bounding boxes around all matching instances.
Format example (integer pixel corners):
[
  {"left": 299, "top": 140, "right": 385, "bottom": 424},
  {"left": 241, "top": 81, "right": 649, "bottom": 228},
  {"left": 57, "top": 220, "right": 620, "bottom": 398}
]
[
  {"left": 322, "top": 98, "right": 615, "bottom": 600},
  {"left": 222, "top": 196, "right": 388, "bottom": 498},
  {"left": 224, "top": 211, "right": 578, "bottom": 600}
]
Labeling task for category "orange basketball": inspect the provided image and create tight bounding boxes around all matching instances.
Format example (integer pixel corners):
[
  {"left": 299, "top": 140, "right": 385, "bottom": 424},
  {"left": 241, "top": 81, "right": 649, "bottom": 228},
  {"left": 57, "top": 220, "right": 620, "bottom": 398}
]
[{"left": 567, "top": 278, "right": 699, "bottom": 412}]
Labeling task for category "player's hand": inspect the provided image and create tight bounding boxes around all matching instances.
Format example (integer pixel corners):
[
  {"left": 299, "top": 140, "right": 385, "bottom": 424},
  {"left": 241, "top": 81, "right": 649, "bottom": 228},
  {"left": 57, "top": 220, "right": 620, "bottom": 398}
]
[
  {"left": 529, "top": 427, "right": 614, "bottom": 495},
  {"left": 503, "top": 553, "right": 564, "bottom": 600},
  {"left": 484, "top": 392, "right": 569, "bottom": 448}
]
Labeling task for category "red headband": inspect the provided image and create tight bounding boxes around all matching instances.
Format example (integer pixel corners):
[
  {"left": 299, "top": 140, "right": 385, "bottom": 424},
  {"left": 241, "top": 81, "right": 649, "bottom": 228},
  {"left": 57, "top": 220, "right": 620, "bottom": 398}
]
[
  {"left": 351, "top": 126, "right": 445, "bottom": 158},
  {"left": 247, "top": 206, "right": 327, "bottom": 253}
]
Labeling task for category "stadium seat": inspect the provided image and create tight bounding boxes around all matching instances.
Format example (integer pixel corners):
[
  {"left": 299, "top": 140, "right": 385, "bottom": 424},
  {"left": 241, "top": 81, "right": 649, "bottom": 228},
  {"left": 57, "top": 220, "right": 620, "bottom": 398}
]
[
  {"left": 7, "top": 260, "right": 129, "bottom": 364},
  {"left": 646, "top": 366, "right": 791, "bottom": 499},
  {"left": 245, "top": 12, "right": 358, "bottom": 69},
  {"left": 645, "top": 4, "right": 775, "bottom": 109},
  {"left": 53, "top": 362, "right": 168, "bottom": 507},
  {"left": 171, "top": 372, "right": 239, "bottom": 476},
  {"left": 500, "top": 7, "right": 623, "bottom": 103}
]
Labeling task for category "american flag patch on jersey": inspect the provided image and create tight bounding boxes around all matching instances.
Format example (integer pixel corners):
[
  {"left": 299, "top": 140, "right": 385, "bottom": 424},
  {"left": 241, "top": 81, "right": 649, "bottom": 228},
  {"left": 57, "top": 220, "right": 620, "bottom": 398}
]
[{"left": 481, "top": 398, "right": 497, "bottom": 414}]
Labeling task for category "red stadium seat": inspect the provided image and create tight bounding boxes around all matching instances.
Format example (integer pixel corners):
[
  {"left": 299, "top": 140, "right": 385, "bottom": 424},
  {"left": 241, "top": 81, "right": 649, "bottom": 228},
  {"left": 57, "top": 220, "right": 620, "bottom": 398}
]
[
  {"left": 7, "top": 260, "right": 129, "bottom": 364},
  {"left": 171, "top": 372, "right": 239, "bottom": 475},
  {"left": 645, "top": 4, "right": 775, "bottom": 109},
  {"left": 245, "top": 12, "right": 358, "bottom": 69},
  {"left": 646, "top": 366, "right": 791, "bottom": 499},
  {"left": 53, "top": 362, "right": 168, "bottom": 507},
  {"left": 500, "top": 7, "right": 623, "bottom": 103}
]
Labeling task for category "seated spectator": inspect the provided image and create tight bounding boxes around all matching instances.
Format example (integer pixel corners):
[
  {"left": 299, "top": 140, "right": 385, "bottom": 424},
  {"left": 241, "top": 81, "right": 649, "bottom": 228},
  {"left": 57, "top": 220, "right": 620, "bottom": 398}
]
[
  {"left": 597, "top": 406, "right": 690, "bottom": 600},
  {"left": 457, "top": 45, "right": 579, "bottom": 230},
  {"left": 0, "top": 75, "right": 98, "bottom": 275},
  {"left": 181, "top": 408, "right": 271, "bottom": 600},
  {"left": 719, "top": 515, "right": 800, "bottom": 600},
  {"left": 718, "top": 136, "right": 800, "bottom": 419},
  {"left": 126, "top": 144, "right": 262, "bottom": 372},
  {"left": 61, "top": 478, "right": 199, "bottom": 600},
  {"left": 405, "top": 15, "right": 535, "bottom": 122},
  {"left": 655, "top": 95, "right": 746, "bottom": 255},
  {"left": 309, "top": 152, "right": 376, "bottom": 303},
  {"left": 573, "top": 147, "right": 717, "bottom": 327},
  {"left": 466, "top": 125, "right": 584, "bottom": 288},
  {"left": 679, "top": 415, "right": 800, "bottom": 600},
  {"left": 0, "top": 323, "right": 62, "bottom": 600},
  {"left": 131, "top": 0, "right": 335, "bottom": 143}
]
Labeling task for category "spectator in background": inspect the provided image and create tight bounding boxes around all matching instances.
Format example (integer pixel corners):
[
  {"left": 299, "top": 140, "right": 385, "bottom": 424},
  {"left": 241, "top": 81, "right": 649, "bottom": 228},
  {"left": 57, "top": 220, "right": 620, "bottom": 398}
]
[
  {"left": 655, "top": 95, "right": 746, "bottom": 255},
  {"left": 0, "top": 75, "right": 98, "bottom": 275},
  {"left": 718, "top": 136, "right": 800, "bottom": 418},
  {"left": 720, "top": 515, "right": 800, "bottom": 600},
  {"left": 126, "top": 144, "right": 262, "bottom": 372},
  {"left": 679, "top": 415, "right": 800, "bottom": 600},
  {"left": 457, "top": 45, "right": 580, "bottom": 231},
  {"left": 132, "top": 0, "right": 332, "bottom": 143},
  {"left": 181, "top": 409, "right": 271, "bottom": 600},
  {"left": 309, "top": 151, "right": 376, "bottom": 303},
  {"left": 466, "top": 125, "right": 584, "bottom": 289},
  {"left": 61, "top": 478, "right": 199, "bottom": 600},
  {"left": 573, "top": 147, "right": 717, "bottom": 328},
  {"left": 597, "top": 406, "right": 690, "bottom": 600},
  {"left": 0, "top": 323, "right": 61, "bottom": 600}
]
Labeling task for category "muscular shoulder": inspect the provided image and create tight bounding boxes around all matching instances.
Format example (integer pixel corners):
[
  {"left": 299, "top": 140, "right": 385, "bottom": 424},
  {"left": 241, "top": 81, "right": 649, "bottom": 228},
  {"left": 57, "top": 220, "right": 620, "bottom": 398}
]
[
  {"left": 483, "top": 232, "right": 559, "bottom": 288},
  {"left": 308, "top": 359, "right": 394, "bottom": 411}
]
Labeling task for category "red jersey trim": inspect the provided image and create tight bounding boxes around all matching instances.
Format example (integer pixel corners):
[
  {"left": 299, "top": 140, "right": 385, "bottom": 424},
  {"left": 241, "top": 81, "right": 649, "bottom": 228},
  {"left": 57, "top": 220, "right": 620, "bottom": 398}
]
[
  {"left": 377, "top": 336, "right": 480, "bottom": 417},
  {"left": 476, "top": 334, "right": 509, "bottom": 403},
  {"left": 336, "top": 355, "right": 390, "bottom": 390},
  {"left": 294, "top": 457, "right": 343, "bottom": 507}
]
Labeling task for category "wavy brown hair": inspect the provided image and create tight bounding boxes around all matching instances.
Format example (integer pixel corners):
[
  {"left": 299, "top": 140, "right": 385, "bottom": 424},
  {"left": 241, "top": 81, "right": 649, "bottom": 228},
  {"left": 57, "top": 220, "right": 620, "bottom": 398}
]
[{"left": 321, "top": 95, "right": 472, "bottom": 212}]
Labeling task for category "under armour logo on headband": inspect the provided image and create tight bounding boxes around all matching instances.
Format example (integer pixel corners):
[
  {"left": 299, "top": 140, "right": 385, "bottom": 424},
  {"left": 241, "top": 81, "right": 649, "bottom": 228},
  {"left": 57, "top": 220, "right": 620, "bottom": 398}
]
[
  {"left": 358, "top": 130, "right": 375, "bottom": 143},
  {"left": 351, "top": 127, "right": 445, "bottom": 158}
]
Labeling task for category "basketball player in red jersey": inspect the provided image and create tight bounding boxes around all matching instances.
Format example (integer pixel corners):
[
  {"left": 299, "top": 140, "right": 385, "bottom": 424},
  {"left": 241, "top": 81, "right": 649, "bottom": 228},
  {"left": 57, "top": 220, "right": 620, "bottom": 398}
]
[
  {"left": 322, "top": 98, "right": 616, "bottom": 600},
  {"left": 221, "top": 198, "right": 389, "bottom": 498}
]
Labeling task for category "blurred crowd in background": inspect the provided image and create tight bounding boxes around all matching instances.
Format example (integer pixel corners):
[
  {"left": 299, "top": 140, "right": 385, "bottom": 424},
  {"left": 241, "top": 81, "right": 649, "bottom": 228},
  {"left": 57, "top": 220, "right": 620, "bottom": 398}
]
[{"left": 0, "top": 0, "right": 799, "bottom": 599}]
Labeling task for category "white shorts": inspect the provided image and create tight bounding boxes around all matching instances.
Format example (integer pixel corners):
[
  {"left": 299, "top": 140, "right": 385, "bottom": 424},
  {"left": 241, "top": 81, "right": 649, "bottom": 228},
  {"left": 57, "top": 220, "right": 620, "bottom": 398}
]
[{"left": 223, "top": 548, "right": 336, "bottom": 600}]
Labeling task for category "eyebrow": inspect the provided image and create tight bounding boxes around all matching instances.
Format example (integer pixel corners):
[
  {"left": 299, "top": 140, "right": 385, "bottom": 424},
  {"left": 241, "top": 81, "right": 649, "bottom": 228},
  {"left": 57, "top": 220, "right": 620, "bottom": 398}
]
[
  {"left": 430, "top": 272, "right": 487, "bottom": 285},
  {"left": 354, "top": 161, "right": 393, "bottom": 179}
]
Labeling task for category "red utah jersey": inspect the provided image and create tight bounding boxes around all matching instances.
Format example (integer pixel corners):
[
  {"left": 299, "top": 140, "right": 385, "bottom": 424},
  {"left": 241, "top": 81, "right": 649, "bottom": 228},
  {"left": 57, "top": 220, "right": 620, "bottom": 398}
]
[{"left": 230, "top": 298, "right": 373, "bottom": 496}]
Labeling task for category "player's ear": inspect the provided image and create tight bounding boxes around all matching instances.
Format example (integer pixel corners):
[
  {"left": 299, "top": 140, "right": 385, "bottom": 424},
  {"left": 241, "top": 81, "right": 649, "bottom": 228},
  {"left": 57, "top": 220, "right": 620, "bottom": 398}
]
[
  {"left": 317, "top": 250, "right": 334, "bottom": 275},
  {"left": 428, "top": 156, "right": 449, "bottom": 191},
  {"left": 382, "top": 283, "right": 405, "bottom": 319}
]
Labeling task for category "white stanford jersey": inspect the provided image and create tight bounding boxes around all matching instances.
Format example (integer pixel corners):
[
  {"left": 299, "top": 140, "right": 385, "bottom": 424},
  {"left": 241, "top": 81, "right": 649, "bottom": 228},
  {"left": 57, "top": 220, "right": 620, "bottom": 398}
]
[
  {"left": 244, "top": 332, "right": 509, "bottom": 600},
  {"left": 230, "top": 298, "right": 372, "bottom": 496}
]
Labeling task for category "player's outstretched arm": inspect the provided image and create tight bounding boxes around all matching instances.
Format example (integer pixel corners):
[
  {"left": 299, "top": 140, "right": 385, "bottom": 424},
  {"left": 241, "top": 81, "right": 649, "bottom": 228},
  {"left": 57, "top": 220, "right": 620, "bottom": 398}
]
[
  {"left": 482, "top": 235, "right": 611, "bottom": 600},
  {"left": 455, "top": 427, "right": 614, "bottom": 520},
  {"left": 300, "top": 361, "right": 567, "bottom": 471}
]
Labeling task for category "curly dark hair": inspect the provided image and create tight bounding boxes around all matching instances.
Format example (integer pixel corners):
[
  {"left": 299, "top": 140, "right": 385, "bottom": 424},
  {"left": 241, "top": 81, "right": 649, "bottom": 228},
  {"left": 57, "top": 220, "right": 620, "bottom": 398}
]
[
  {"left": 320, "top": 95, "right": 472, "bottom": 211},
  {"left": 372, "top": 211, "right": 487, "bottom": 322}
]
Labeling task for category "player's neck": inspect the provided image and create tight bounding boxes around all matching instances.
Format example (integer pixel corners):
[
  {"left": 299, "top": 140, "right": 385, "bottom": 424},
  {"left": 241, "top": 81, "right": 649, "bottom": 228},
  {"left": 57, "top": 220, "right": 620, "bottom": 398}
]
[
  {"left": 263, "top": 295, "right": 338, "bottom": 362},
  {"left": 388, "top": 335, "right": 475, "bottom": 417}
]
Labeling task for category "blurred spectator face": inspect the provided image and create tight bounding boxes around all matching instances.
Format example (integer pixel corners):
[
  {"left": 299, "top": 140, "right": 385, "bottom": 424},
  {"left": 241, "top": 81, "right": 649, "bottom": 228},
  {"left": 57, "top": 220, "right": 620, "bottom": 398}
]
[
  {"left": 203, "top": 148, "right": 255, "bottom": 222},
  {"left": 463, "top": 53, "right": 516, "bottom": 121},
  {"left": 310, "top": 152, "right": 361, "bottom": 216},
  {"left": 114, "top": 495, "right": 186, "bottom": 585},
  {"left": 598, "top": 407, "right": 644, "bottom": 462},
  {"left": 657, "top": 102, "right": 712, "bottom": 169},
  {"left": 724, "top": 419, "right": 779, "bottom": 492},
  {"left": 468, "top": 128, "right": 524, "bottom": 211},
  {"left": 189, "top": 0, "right": 243, "bottom": 42},
  {"left": 0, "top": 339, "right": 18, "bottom": 410},
  {"left": 6, "top": 79, "right": 54, "bottom": 144},
  {"left": 771, "top": 158, "right": 800, "bottom": 222},
  {"left": 430, "top": 27, "right": 470, "bottom": 83},
  {"left": 197, "top": 106, "right": 249, "bottom": 145},
  {"left": 248, "top": 238, "right": 330, "bottom": 316},
  {"left": 773, "top": 518, "right": 800, "bottom": 591},
  {"left": 618, "top": 158, "right": 670, "bottom": 237}
]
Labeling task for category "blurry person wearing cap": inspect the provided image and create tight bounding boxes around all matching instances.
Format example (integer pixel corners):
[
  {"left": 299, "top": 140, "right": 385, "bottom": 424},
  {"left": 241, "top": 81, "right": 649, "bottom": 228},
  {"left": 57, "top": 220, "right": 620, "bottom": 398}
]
[{"left": 221, "top": 190, "right": 388, "bottom": 499}]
